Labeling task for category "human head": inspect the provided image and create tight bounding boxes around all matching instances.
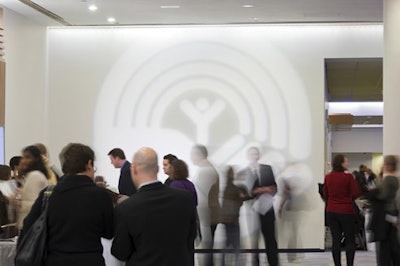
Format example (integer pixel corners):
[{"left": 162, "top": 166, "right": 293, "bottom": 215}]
[
  {"left": 131, "top": 147, "right": 159, "bottom": 188},
  {"left": 170, "top": 159, "right": 189, "bottom": 180},
  {"left": 190, "top": 145, "right": 208, "bottom": 165},
  {"left": 247, "top": 146, "right": 261, "bottom": 164},
  {"left": 94, "top": 175, "right": 106, "bottom": 187},
  {"left": 0, "top": 165, "right": 11, "bottom": 181},
  {"left": 163, "top": 154, "right": 177, "bottom": 175},
  {"left": 332, "top": 154, "right": 348, "bottom": 172},
  {"left": 9, "top": 156, "right": 22, "bottom": 174},
  {"left": 108, "top": 148, "right": 126, "bottom": 168},
  {"left": 359, "top": 164, "right": 368, "bottom": 173},
  {"left": 383, "top": 155, "right": 398, "bottom": 173},
  {"left": 34, "top": 143, "right": 48, "bottom": 158},
  {"left": 60, "top": 143, "right": 96, "bottom": 179},
  {"left": 94, "top": 175, "right": 105, "bottom": 183},
  {"left": 21, "top": 145, "right": 49, "bottom": 178}
]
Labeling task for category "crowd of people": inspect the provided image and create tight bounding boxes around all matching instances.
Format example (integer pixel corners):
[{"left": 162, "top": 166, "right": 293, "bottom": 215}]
[
  {"left": 323, "top": 154, "right": 400, "bottom": 266},
  {"left": 0, "top": 142, "right": 399, "bottom": 266}
]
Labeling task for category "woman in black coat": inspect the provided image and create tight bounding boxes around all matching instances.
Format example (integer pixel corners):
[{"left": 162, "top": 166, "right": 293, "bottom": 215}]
[{"left": 19, "top": 143, "right": 114, "bottom": 266}]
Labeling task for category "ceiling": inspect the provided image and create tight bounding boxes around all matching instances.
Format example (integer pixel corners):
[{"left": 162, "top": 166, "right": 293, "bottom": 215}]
[
  {"left": 326, "top": 58, "right": 383, "bottom": 102},
  {"left": 0, "top": 0, "right": 383, "bottom": 26},
  {"left": 0, "top": 0, "right": 384, "bottom": 127}
]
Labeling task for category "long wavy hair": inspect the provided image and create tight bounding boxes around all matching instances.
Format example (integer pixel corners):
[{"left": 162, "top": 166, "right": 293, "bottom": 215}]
[{"left": 21, "top": 145, "right": 49, "bottom": 179}]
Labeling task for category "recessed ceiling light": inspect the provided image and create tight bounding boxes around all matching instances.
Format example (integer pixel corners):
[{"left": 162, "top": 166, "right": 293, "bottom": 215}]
[
  {"left": 107, "top": 17, "right": 116, "bottom": 23},
  {"left": 160, "top": 5, "right": 180, "bottom": 9},
  {"left": 242, "top": 5, "right": 254, "bottom": 8},
  {"left": 88, "top": 4, "right": 98, "bottom": 11}
]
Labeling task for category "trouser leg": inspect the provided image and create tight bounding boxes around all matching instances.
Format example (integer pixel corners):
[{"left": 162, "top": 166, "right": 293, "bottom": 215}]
[
  {"left": 328, "top": 212, "right": 342, "bottom": 266},
  {"left": 260, "top": 209, "right": 279, "bottom": 266}
]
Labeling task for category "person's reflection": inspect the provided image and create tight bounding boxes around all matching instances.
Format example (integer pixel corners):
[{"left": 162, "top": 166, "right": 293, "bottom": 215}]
[{"left": 191, "top": 145, "right": 219, "bottom": 266}]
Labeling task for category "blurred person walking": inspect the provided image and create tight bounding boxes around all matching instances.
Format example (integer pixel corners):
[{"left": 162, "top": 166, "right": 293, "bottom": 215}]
[
  {"left": 324, "top": 154, "right": 361, "bottom": 266},
  {"left": 368, "top": 155, "right": 400, "bottom": 266}
]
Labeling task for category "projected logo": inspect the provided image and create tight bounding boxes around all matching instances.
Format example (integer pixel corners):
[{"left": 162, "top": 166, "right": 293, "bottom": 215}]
[{"left": 94, "top": 37, "right": 312, "bottom": 181}]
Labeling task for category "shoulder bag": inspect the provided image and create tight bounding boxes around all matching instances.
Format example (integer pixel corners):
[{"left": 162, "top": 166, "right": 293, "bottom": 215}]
[{"left": 15, "top": 185, "right": 55, "bottom": 266}]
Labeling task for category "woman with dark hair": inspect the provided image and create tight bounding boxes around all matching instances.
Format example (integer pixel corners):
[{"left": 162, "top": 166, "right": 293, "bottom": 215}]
[
  {"left": 19, "top": 143, "right": 114, "bottom": 266},
  {"left": 324, "top": 154, "right": 361, "bottom": 266},
  {"left": 9, "top": 156, "right": 24, "bottom": 190},
  {"left": 17, "top": 145, "right": 50, "bottom": 229},
  {"left": 169, "top": 159, "right": 198, "bottom": 266},
  {"left": 170, "top": 159, "right": 198, "bottom": 206}
]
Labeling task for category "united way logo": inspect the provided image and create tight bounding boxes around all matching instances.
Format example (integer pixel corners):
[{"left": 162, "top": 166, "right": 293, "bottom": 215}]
[{"left": 94, "top": 37, "right": 312, "bottom": 174}]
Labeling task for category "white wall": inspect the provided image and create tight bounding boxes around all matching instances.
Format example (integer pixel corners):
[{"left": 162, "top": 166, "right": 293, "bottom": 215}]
[
  {"left": 3, "top": 7, "right": 48, "bottom": 161},
  {"left": 2, "top": 21, "right": 383, "bottom": 249},
  {"left": 44, "top": 24, "right": 383, "bottom": 249},
  {"left": 331, "top": 127, "right": 383, "bottom": 153}
]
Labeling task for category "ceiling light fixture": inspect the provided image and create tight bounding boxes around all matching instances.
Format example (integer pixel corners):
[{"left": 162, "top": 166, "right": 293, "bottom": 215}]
[
  {"left": 107, "top": 17, "right": 116, "bottom": 23},
  {"left": 242, "top": 5, "right": 254, "bottom": 8},
  {"left": 88, "top": 4, "right": 98, "bottom": 11},
  {"left": 160, "top": 5, "right": 180, "bottom": 9},
  {"left": 87, "top": 0, "right": 98, "bottom": 11}
]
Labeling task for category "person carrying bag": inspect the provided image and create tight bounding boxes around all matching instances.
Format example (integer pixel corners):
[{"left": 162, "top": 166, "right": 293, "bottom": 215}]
[{"left": 15, "top": 185, "right": 54, "bottom": 266}]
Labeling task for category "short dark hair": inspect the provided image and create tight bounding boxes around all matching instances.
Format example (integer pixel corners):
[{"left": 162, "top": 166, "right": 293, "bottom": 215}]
[
  {"left": 193, "top": 145, "right": 208, "bottom": 158},
  {"left": 22, "top": 145, "right": 49, "bottom": 179},
  {"left": 9, "top": 156, "right": 22, "bottom": 171},
  {"left": 94, "top": 175, "right": 105, "bottom": 183},
  {"left": 0, "top": 165, "right": 11, "bottom": 181},
  {"left": 384, "top": 155, "right": 398, "bottom": 172},
  {"left": 108, "top": 148, "right": 126, "bottom": 160},
  {"left": 61, "top": 143, "right": 95, "bottom": 175},
  {"left": 163, "top": 154, "right": 178, "bottom": 163},
  {"left": 170, "top": 159, "right": 189, "bottom": 180},
  {"left": 332, "top": 154, "right": 346, "bottom": 172}
]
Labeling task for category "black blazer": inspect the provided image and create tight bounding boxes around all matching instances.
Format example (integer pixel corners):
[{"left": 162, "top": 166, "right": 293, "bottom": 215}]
[
  {"left": 111, "top": 182, "right": 197, "bottom": 266},
  {"left": 20, "top": 175, "right": 114, "bottom": 266},
  {"left": 252, "top": 164, "right": 277, "bottom": 189},
  {"left": 118, "top": 161, "right": 137, "bottom": 196}
]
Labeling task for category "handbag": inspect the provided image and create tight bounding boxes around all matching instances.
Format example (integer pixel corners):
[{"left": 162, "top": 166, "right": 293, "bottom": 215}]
[{"left": 15, "top": 185, "right": 55, "bottom": 266}]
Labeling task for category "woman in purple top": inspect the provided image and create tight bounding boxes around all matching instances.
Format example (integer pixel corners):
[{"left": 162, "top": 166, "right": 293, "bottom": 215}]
[
  {"left": 169, "top": 159, "right": 198, "bottom": 266},
  {"left": 169, "top": 159, "right": 198, "bottom": 207}
]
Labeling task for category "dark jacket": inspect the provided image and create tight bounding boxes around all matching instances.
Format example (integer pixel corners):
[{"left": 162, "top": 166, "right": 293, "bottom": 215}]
[
  {"left": 118, "top": 161, "right": 136, "bottom": 196},
  {"left": 20, "top": 175, "right": 114, "bottom": 266},
  {"left": 111, "top": 182, "right": 196, "bottom": 266},
  {"left": 368, "top": 175, "right": 399, "bottom": 242}
]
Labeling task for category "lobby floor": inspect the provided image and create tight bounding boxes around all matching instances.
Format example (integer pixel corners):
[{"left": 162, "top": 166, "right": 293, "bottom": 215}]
[{"left": 196, "top": 251, "right": 377, "bottom": 266}]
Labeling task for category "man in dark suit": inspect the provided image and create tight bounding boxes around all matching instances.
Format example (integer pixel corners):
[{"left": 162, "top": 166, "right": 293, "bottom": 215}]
[
  {"left": 246, "top": 146, "right": 279, "bottom": 266},
  {"left": 162, "top": 153, "right": 177, "bottom": 187},
  {"left": 108, "top": 148, "right": 136, "bottom": 196},
  {"left": 111, "top": 147, "right": 197, "bottom": 266}
]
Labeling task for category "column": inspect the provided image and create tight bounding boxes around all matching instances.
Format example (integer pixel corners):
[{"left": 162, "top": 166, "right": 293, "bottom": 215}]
[{"left": 383, "top": 0, "right": 400, "bottom": 155}]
